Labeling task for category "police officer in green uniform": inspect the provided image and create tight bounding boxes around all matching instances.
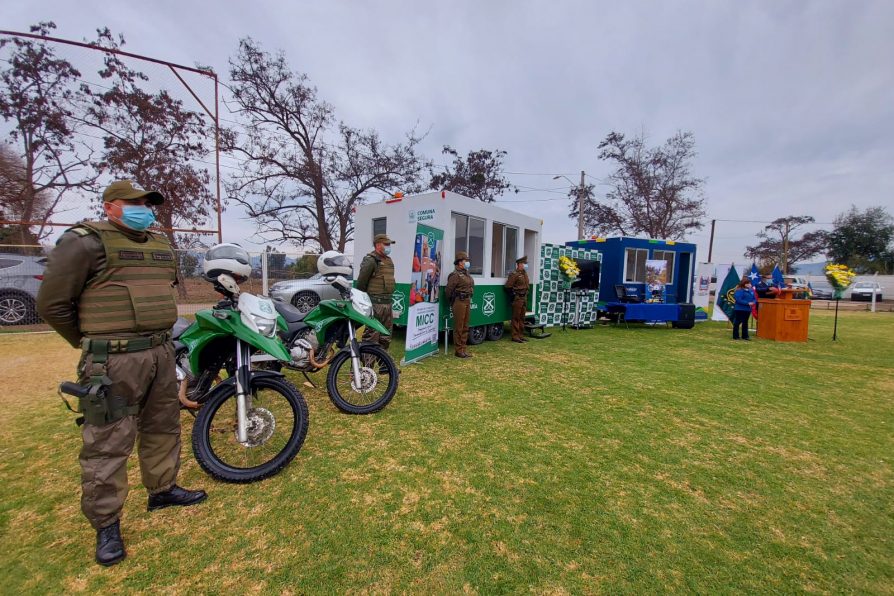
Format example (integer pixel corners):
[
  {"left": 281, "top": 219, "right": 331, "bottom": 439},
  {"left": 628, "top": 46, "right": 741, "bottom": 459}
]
[
  {"left": 505, "top": 255, "right": 530, "bottom": 343},
  {"left": 445, "top": 251, "right": 475, "bottom": 358},
  {"left": 355, "top": 233, "right": 396, "bottom": 350},
  {"left": 36, "top": 180, "right": 206, "bottom": 567}
]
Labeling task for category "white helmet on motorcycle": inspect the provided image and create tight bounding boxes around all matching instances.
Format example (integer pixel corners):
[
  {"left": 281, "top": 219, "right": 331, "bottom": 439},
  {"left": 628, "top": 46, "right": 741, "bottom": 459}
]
[
  {"left": 203, "top": 243, "right": 252, "bottom": 283},
  {"left": 317, "top": 251, "right": 352, "bottom": 278}
]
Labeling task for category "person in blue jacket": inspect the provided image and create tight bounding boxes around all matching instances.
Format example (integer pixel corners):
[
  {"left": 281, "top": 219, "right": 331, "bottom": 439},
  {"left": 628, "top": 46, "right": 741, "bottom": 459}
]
[{"left": 732, "top": 278, "right": 755, "bottom": 340}]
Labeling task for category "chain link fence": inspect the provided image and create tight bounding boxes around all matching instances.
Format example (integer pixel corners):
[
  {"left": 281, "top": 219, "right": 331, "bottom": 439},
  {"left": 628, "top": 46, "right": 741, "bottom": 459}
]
[{"left": 1, "top": 245, "right": 354, "bottom": 332}]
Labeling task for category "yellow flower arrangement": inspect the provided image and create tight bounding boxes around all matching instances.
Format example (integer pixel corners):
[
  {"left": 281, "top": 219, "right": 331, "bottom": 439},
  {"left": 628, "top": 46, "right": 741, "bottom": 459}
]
[
  {"left": 557, "top": 255, "right": 580, "bottom": 280},
  {"left": 824, "top": 263, "right": 857, "bottom": 290}
]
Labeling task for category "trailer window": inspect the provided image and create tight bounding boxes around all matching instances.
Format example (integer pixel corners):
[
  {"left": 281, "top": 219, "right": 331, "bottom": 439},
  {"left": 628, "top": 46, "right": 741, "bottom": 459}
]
[
  {"left": 452, "top": 212, "right": 484, "bottom": 275},
  {"left": 491, "top": 222, "right": 518, "bottom": 276},
  {"left": 372, "top": 217, "right": 387, "bottom": 238},
  {"left": 653, "top": 250, "right": 675, "bottom": 283},
  {"left": 624, "top": 248, "right": 648, "bottom": 282}
]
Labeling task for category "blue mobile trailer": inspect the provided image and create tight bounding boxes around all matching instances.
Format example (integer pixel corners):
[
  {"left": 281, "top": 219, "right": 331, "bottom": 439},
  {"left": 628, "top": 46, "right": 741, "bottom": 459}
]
[{"left": 565, "top": 237, "right": 698, "bottom": 326}]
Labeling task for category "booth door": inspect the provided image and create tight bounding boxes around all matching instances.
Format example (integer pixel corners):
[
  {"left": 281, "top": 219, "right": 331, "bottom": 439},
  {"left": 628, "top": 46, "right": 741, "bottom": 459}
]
[{"left": 677, "top": 252, "right": 692, "bottom": 303}]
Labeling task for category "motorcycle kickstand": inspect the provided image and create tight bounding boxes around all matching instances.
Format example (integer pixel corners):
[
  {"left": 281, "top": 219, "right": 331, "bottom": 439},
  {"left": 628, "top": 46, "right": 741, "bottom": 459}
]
[{"left": 302, "top": 371, "right": 318, "bottom": 388}]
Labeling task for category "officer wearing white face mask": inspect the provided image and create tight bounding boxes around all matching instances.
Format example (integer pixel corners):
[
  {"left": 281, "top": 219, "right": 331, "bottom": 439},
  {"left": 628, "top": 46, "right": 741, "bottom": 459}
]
[
  {"left": 356, "top": 233, "right": 396, "bottom": 350},
  {"left": 505, "top": 255, "right": 530, "bottom": 343}
]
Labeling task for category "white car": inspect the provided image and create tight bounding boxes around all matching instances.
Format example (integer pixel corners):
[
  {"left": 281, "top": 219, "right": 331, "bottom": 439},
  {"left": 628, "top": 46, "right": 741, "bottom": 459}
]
[
  {"left": 850, "top": 282, "right": 883, "bottom": 302},
  {"left": 783, "top": 275, "right": 808, "bottom": 289},
  {"left": 268, "top": 272, "right": 354, "bottom": 314}
]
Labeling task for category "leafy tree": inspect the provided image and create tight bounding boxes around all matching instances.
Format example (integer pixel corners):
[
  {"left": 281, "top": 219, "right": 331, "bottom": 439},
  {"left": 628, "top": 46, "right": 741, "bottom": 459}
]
[
  {"left": 177, "top": 250, "right": 199, "bottom": 278},
  {"left": 828, "top": 206, "right": 894, "bottom": 273},
  {"left": 745, "top": 215, "right": 829, "bottom": 273},
  {"left": 0, "top": 144, "right": 46, "bottom": 246},
  {"left": 83, "top": 28, "right": 216, "bottom": 296},
  {"left": 224, "top": 38, "right": 428, "bottom": 252},
  {"left": 580, "top": 130, "right": 706, "bottom": 240},
  {"left": 0, "top": 22, "right": 97, "bottom": 244},
  {"left": 428, "top": 146, "right": 517, "bottom": 202},
  {"left": 265, "top": 245, "right": 287, "bottom": 274},
  {"left": 290, "top": 254, "right": 318, "bottom": 278}
]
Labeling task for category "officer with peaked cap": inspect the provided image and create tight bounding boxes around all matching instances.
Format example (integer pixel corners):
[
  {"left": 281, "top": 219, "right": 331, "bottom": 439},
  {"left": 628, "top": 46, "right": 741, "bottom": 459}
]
[
  {"left": 356, "top": 233, "right": 397, "bottom": 350},
  {"left": 445, "top": 251, "right": 475, "bottom": 358},
  {"left": 505, "top": 255, "right": 530, "bottom": 343},
  {"left": 37, "top": 180, "right": 206, "bottom": 566}
]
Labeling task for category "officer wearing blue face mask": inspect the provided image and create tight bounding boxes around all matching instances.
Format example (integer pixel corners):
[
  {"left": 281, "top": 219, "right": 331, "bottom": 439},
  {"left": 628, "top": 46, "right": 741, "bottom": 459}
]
[{"left": 37, "top": 179, "right": 206, "bottom": 567}]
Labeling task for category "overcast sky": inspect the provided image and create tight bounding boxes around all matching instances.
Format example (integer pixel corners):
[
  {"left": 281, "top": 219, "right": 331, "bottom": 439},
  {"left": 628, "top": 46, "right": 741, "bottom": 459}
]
[{"left": 5, "top": 0, "right": 893, "bottom": 265}]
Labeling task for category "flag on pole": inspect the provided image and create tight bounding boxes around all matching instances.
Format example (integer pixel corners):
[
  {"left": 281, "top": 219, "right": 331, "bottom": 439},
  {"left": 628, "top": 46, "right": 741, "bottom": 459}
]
[
  {"left": 716, "top": 264, "right": 741, "bottom": 321},
  {"left": 749, "top": 263, "right": 760, "bottom": 319},
  {"left": 771, "top": 265, "right": 785, "bottom": 288}
]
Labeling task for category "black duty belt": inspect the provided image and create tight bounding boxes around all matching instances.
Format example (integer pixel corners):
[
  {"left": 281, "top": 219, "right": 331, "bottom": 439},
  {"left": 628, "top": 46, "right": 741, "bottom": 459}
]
[
  {"left": 81, "top": 331, "right": 172, "bottom": 354},
  {"left": 369, "top": 295, "right": 393, "bottom": 305},
  {"left": 455, "top": 292, "right": 471, "bottom": 300}
]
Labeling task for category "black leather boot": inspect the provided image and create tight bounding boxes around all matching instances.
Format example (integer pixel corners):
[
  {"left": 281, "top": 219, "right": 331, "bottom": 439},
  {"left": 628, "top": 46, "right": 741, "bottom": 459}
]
[
  {"left": 95, "top": 520, "right": 126, "bottom": 566},
  {"left": 147, "top": 485, "right": 208, "bottom": 511}
]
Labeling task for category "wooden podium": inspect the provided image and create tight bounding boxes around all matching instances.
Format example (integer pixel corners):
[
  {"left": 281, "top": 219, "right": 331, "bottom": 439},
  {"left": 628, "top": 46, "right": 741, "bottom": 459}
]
[{"left": 757, "top": 289, "right": 810, "bottom": 342}]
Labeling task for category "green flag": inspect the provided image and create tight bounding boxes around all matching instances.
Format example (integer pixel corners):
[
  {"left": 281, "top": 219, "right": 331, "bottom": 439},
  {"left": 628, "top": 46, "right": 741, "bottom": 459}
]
[{"left": 716, "top": 265, "right": 740, "bottom": 320}]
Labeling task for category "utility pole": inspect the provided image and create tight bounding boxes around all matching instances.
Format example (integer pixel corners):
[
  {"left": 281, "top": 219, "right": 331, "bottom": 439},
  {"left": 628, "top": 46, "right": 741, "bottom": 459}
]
[
  {"left": 707, "top": 219, "right": 716, "bottom": 262},
  {"left": 782, "top": 220, "right": 790, "bottom": 274},
  {"left": 578, "top": 170, "right": 585, "bottom": 240}
]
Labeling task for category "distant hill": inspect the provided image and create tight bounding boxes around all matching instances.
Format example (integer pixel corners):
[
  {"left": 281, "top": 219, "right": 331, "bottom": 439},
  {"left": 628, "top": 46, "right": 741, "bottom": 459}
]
[{"left": 792, "top": 262, "right": 827, "bottom": 275}]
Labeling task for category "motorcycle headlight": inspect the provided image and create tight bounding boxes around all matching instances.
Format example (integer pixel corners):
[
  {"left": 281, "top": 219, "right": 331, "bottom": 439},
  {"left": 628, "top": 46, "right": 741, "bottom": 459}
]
[
  {"left": 241, "top": 311, "right": 278, "bottom": 338},
  {"left": 350, "top": 288, "right": 374, "bottom": 317}
]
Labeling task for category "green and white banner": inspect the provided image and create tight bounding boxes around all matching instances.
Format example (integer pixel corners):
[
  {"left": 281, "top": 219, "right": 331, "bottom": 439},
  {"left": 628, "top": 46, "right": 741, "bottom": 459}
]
[{"left": 403, "top": 223, "right": 443, "bottom": 364}]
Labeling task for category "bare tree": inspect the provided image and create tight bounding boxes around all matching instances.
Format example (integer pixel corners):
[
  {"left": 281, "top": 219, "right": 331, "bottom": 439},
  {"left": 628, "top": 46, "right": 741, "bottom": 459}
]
[
  {"left": 83, "top": 28, "right": 217, "bottom": 296},
  {"left": 580, "top": 130, "right": 706, "bottom": 240},
  {"left": 428, "top": 146, "right": 517, "bottom": 202},
  {"left": 223, "top": 38, "right": 428, "bottom": 252},
  {"left": 0, "top": 22, "right": 97, "bottom": 244},
  {"left": 745, "top": 215, "right": 829, "bottom": 273}
]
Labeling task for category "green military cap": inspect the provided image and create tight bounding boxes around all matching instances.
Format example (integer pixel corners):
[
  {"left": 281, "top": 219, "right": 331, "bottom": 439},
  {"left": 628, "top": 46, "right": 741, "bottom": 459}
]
[
  {"left": 103, "top": 180, "right": 165, "bottom": 205},
  {"left": 454, "top": 251, "right": 469, "bottom": 264},
  {"left": 516, "top": 255, "right": 528, "bottom": 264},
  {"left": 373, "top": 233, "right": 395, "bottom": 245}
]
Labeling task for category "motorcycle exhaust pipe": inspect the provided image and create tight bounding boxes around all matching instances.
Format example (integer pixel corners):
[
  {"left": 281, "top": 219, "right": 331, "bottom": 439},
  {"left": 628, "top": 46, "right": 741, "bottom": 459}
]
[
  {"left": 177, "top": 379, "right": 200, "bottom": 409},
  {"left": 307, "top": 346, "right": 335, "bottom": 369},
  {"left": 175, "top": 365, "right": 201, "bottom": 409}
]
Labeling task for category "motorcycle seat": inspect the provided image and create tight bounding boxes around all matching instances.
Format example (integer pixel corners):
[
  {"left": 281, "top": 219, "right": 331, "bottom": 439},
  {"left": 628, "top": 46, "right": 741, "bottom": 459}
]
[
  {"left": 172, "top": 317, "right": 191, "bottom": 340},
  {"left": 273, "top": 299, "right": 307, "bottom": 324}
]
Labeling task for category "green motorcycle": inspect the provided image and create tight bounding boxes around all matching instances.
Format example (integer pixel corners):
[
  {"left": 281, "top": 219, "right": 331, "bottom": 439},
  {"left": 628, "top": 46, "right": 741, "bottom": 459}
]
[
  {"left": 175, "top": 274, "right": 309, "bottom": 483},
  {"left": 262, "top": 280, "right": 400, "bottom": 415}
]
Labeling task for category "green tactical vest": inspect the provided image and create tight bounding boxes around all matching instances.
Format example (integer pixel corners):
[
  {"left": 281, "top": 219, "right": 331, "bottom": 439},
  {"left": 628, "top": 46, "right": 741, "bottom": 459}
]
[
  {"left": 364, "top": 251, "right": 396, "bottom": 297},
  {"left": 74, "top": 221, "right": 178, "bottom": 335}
]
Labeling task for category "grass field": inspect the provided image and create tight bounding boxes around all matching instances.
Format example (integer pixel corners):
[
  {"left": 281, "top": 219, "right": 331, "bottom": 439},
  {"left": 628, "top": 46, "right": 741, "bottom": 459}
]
[{"left": 1, "top": 311, "right": 892, "bottom": 593}]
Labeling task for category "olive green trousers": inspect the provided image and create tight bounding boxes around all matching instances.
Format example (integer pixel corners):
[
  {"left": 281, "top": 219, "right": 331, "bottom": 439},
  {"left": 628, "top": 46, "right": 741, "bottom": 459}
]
[{"left": 77, "top": 343, "right": 181, "bottom": 529}]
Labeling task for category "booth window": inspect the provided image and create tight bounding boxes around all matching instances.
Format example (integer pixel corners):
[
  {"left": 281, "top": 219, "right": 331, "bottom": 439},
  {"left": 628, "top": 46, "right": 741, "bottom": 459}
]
[
  {"left": 624, "top": 248, "right": 648, "bottom": 282},
  {"left": 491, "top": 222, "right": 518, "bottom": 276},
  {"left": 452, "top": 212, "right": 484, "bottom": 275},
  {"left": 652, "top": 250, "right": 675, "bottom": 283},
  {"left": 372, "top": 217, "right": 386, "bottom": 238}
]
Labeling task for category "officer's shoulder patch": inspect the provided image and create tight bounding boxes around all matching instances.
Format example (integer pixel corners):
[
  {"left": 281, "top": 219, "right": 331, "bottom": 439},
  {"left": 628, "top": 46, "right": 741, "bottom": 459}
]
[{"left": 70, "top": 227, "right": 92, "bottom": 237}]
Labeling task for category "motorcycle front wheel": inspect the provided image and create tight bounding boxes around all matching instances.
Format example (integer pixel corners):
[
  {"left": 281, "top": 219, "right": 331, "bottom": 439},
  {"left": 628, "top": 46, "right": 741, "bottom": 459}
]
[
  {"left": 326, "top": 344, "right": 399, "bottom": 415},
  {"left": 192, "top": 375, "right": 309, "bottom": 483}
]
